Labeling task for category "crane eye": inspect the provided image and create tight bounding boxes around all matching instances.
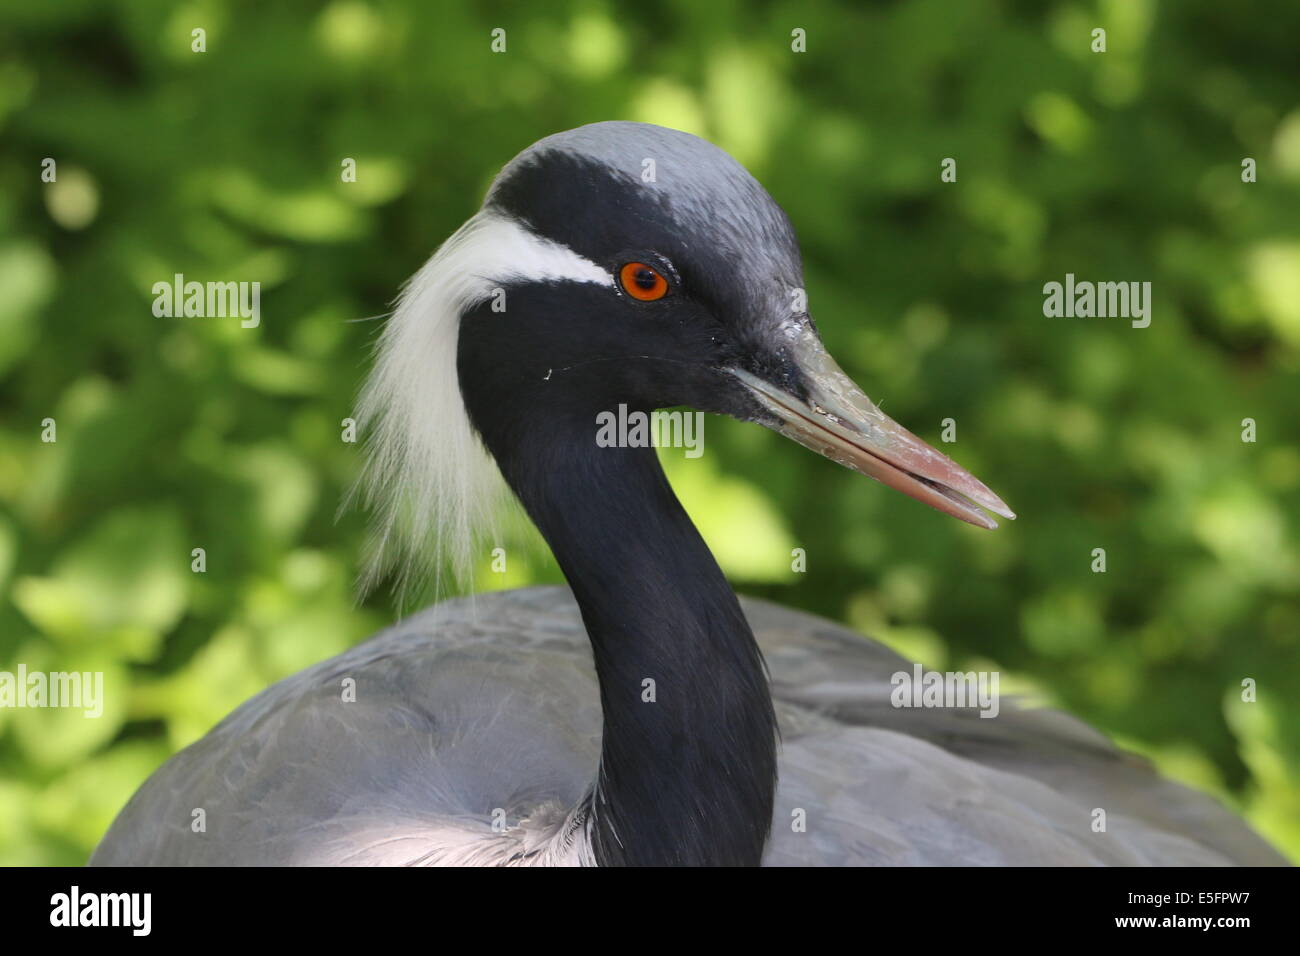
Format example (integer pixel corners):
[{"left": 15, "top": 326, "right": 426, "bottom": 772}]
[{"left": 618, "top": 262, "right": 669, "bottom": 301}]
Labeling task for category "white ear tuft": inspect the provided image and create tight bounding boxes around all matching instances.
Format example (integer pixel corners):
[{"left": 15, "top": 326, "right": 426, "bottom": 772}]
[{"left": 350, "top": 211, "right": 611, "bottom": 600}]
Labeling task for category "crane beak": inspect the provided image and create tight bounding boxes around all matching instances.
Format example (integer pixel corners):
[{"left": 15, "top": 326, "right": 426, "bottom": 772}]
[{"left": 730, "top": 324, "right": 1015, "bottom": 529}]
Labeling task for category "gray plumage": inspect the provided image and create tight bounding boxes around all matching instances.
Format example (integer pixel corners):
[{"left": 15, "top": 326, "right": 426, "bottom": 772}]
[
  {"left": 490, "top": 120, "right": 802, "bottom": 283},
  {"left": 91, "top": 587, "right": 1283, "bottom": 866}
]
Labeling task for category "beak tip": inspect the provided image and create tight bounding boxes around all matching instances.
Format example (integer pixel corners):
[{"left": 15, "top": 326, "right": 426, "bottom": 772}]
[{"left": 987, "top": 501, "right": 1016, "bottom": 523}]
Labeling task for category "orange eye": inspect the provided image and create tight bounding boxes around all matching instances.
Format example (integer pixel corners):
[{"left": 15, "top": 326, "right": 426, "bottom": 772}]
[{"left": 618, "top": 262, "right": 669, "bottom": 301}]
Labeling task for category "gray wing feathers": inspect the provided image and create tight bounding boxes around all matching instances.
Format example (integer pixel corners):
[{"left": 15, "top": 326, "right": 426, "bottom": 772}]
[
  {"left": 90, "top": 587, "right": 1285, "bottom": 866},
  {"left": 91, "top": 593, "right": 601, "bottom": 865},
  {"left": 746, "top": 599, "right": 1284, "bottom": 866}
]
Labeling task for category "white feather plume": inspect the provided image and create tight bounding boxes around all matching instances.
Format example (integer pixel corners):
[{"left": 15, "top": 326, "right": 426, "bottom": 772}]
[{"left": 351, "top": 210, "right": 611, "bottom": 598}]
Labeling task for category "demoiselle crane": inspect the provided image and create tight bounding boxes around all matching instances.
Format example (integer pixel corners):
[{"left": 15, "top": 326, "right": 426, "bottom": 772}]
[{"left": 92, "top": 122, "right": 1284, "bottom": 866}]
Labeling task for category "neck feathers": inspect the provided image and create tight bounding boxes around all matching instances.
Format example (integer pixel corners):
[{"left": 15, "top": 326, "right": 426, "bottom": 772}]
[{"left": 463, "top": 392, "right": 778, "bottom": 865}]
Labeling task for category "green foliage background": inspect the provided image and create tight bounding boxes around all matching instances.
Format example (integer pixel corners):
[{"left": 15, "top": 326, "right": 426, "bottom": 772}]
[{"left": 1, "top": 0, "right": 1297, "bottom": 864}]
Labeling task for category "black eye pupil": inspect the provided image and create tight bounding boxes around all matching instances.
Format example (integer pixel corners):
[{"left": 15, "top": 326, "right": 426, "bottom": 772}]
[{"left": 634, "top": 268, "right": 658, "bottom": 290}]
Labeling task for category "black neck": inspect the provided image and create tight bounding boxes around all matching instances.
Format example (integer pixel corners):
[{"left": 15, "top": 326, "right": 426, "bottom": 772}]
[{"left": 472, "top": 410, "right": 778, "bottom": 865}]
